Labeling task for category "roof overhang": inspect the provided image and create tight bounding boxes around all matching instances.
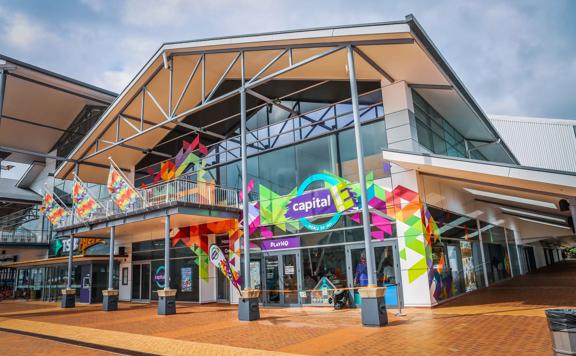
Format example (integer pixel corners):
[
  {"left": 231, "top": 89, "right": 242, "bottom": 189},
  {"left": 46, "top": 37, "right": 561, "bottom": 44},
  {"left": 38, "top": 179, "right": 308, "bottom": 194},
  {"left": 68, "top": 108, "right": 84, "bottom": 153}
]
[
  {"left": 55, "top": 15, "right": 517, "bottom": 184},
  {"left": 0, "top": 54, "right": 116, "bottom": 163},
  {"left": 382, "top": 149, "right": 576, "bottom": 196},
  {"left": 382, "top": 149, "right": 575, "bottom": 244}
]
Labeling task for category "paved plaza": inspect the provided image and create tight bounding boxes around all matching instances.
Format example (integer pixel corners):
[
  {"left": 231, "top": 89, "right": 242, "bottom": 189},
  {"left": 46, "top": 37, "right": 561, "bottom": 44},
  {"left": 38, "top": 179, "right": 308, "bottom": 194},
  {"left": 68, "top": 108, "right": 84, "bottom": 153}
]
[{"left": 1, "top": 261, "right": 575, "bottom": 355}]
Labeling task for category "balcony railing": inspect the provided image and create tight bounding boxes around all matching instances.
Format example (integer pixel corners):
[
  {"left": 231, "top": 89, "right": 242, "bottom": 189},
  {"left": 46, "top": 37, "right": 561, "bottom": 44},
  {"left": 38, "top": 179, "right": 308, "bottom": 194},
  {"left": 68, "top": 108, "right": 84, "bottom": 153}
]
[
  {"left": 0, "top": 227, "right": 48, "bottom": 245},
  {"left": 57, "top": 178, "right": 240, "bottom": 229}
]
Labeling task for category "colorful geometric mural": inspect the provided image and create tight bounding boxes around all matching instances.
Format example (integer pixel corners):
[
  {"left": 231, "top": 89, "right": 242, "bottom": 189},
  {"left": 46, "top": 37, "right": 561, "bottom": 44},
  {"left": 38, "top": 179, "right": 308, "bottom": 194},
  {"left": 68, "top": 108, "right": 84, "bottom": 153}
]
[
  {"left": 144, "top": 135, "right": 209, "bottom": 187},
  {"left": 171, "top": 219, "right": 241, "bottom": 283}
]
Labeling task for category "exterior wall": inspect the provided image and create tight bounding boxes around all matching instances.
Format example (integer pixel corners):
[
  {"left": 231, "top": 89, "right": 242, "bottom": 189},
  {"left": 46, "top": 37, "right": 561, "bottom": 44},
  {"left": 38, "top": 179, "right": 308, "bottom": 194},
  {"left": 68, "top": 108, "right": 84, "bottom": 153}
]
[
  {"left": 489, "top": 115, "right": 576, "bottom": 172},
  {"left": 532, "top": 244, "right": 547, "bottom": 269},
  {"left": 382, "top": 80, "right": 419, "bottom": 153}
]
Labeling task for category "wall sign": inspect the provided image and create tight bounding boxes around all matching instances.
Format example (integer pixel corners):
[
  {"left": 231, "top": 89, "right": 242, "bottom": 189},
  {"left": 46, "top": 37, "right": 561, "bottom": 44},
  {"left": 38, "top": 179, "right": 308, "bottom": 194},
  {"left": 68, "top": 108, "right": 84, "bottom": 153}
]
[
  {"left": 285, "top": 173, "right": 356, "bottom": 232},
  {"left": 181, "top": 267, "right": 192, "bottom": 292},
  {"left": 154, "top": 265, "right": 165, "bottom": 288},
  {"left": 261, "top": 237, "right": 300, "bottom": 251}
]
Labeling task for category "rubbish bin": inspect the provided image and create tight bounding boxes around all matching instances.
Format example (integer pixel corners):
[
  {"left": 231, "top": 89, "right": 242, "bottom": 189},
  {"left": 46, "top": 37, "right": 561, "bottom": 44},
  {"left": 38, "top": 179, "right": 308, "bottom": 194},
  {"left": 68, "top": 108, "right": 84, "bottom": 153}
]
[{"left": 545, "top": 309, "right": 576, "bottom": 355}]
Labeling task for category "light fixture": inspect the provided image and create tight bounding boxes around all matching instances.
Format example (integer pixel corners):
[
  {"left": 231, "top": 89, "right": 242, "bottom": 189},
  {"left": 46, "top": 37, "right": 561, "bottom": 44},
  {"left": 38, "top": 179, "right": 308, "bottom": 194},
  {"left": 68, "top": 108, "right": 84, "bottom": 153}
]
[
  {"left": 500, "top": 207, "right": 566, "bottom": 223},
  {"left": 517, "top": 217, "right": 570, "bottom": 230},
  {"left": 464, "top": 188, "right": 556, "bottom": 209}
]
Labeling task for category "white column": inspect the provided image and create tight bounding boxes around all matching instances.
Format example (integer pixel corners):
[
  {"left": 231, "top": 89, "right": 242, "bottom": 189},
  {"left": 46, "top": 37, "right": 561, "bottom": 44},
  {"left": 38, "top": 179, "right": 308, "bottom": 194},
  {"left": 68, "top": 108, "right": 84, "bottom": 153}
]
[{"left": 382, "top": 80, "right": 420, "bottom": 153}]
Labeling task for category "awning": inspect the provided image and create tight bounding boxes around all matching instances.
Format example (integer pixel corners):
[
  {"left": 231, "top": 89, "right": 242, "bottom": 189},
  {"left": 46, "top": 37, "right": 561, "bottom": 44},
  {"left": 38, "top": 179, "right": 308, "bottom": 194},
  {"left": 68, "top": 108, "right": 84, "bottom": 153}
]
[
  {"left": 382, "top": 149, "right": 576, "bottom": 244},
  {"left": 0, "top": 54, "right": 115, "bottom": 164}
]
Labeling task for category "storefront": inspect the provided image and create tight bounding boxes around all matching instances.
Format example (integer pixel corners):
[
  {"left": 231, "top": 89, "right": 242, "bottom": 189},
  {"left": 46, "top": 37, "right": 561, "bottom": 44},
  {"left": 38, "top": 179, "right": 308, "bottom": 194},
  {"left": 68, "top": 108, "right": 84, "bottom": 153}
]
[
  {"left": 9, "top": 256, "right": 120, "bottom": 303},
  {"left": 130, "top": 239, "right": 200, "bottom": 303}
]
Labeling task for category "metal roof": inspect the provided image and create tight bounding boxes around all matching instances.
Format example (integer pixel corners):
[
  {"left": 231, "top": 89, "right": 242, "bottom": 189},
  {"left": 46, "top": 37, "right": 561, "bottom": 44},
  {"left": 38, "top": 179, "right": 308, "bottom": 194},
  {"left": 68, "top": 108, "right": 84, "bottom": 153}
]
[
  {"left": 489, "top": 115, "right": 576, "bottom": 173},
  {"left": 55, "top": 14, "right": 518, "bottom": 183},
  {"left": 0, "top": 54, "right": 116, "bottom": 164}
]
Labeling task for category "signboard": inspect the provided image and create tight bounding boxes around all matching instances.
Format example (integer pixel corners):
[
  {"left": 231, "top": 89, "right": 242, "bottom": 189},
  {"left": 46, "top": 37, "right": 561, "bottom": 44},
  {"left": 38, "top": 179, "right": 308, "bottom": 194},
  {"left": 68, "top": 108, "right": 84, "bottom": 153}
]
[
  {"left": 311, "top": 276, "right": 336, "bottom": 305},
  {"left": 209, "top": 244, "right": 241, "bottom": 292},
  {"left": 286, "top": 173, "right": 356, "bottom": 232},
  {"left": 284, "top": 265, "right": 295, "bottom": 275},
  {"left": 460, "top": 241, "right": 477, "bottom": 292},
  {"left": 154, "top": 265, "right": 165, "bottom": 289},
  {"left": 261, "top": 237, "right": 300, "bottom": 251},
  {"left": 181, "top": 267, "right": 192, "bottom": 292}
]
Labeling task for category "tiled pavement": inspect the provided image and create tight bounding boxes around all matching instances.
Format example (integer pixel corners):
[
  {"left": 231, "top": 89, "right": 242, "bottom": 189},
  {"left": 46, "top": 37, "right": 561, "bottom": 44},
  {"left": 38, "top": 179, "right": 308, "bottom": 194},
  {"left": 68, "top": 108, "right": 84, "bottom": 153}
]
[{"left": 1, "top": 261, "right": 575, "bottom": 355}]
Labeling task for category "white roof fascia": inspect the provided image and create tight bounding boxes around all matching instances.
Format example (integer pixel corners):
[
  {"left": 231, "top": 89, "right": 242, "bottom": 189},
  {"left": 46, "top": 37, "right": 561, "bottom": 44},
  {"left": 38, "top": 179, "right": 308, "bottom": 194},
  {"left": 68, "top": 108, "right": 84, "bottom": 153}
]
[
  {"left": 382, "top": 150, "right": 576, "bottom": 195},
  {"left": 163, "top": 23, "right": 411, "bottom": 51}
]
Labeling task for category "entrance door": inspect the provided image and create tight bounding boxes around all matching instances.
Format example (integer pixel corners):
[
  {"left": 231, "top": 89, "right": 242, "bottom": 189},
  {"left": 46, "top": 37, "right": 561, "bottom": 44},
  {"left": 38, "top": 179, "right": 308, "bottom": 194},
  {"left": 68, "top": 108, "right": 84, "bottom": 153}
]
[
  {"left": 346, "top": 241, "right": 400, "bottom": 307},
  {"left": 216, "top": 235, "right": 230, "bottom": 303},
  {"left": 263, "top": 252, "right": 302, "bottom": 306},
  {"left": 131, "top": 263, "right": 150, "bottom": 303}
]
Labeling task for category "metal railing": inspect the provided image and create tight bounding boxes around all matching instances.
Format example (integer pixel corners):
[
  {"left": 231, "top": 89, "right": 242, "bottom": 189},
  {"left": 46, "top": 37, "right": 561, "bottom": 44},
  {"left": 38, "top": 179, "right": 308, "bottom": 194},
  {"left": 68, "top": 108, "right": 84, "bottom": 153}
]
[
  {"left": 0, "top": 207, "right": 39, "bottom": 229},
  {"left": 58, "top": 178, "right": 240, "bottom": 228},
  {"left": 0, "top": 227, "right": 48, "bottom": 245}
]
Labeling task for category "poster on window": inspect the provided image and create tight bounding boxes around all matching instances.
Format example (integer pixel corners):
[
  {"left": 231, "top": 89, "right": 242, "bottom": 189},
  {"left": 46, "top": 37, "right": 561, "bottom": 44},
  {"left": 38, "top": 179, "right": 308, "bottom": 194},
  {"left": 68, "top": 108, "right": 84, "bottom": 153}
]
[
  {"left": 181, "top": 267, "right": 192, "bottom": 292},
  {"left": 460, "top": 240, "right": 477, "bottom": 292}
]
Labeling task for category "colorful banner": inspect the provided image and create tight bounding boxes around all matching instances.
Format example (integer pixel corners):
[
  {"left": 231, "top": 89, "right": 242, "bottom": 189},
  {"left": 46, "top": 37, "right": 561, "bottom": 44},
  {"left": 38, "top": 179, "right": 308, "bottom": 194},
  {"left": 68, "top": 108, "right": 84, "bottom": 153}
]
[
  {"left": 209, "top": 244, "right": 241, "bottom": 292},
  {"left": 460, "top": 240, "right": 477, "bottom": 292},
  {"left": 40, "top": 192, "right": 68, "bottom": 226},
  {"left": 107, "top": 165, "right": 138, "bottom": 211},
  {"left": 72, "top": 180, "right": 98, "bottom": 219},
  {"left": 181, "top": 267, "right": 192, "bottom": 292}
]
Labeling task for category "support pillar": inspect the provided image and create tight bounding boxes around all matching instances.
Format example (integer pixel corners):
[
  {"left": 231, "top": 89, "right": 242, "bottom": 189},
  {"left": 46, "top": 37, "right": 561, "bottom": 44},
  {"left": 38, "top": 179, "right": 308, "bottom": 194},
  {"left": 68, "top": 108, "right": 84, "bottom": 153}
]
[
  {"left": 382, "top": 80, "right": 419, "bottom": 152},
  {"left": 0, "top": 69, "right": 6, "bottom": 122},
  {"left": 503, "top": 228, "right": 514, "bottom": 278},
  {"left": 158, "top": 216, "right": 176, "bottom": 315},
  {"left": 238, "top": 84, "right": 260, "bottom": 321},
  {"left": 61, "top": 234, "right": 75, "bottom": 308},
  {"left": 102, "top": 226, "right": 118, "bottom": 311},
  {"left": 348, "top": 46, "right": 386, "bottom": 326},
  {"left": 477, "top": 219, "right": 490, "bottom": 287}
]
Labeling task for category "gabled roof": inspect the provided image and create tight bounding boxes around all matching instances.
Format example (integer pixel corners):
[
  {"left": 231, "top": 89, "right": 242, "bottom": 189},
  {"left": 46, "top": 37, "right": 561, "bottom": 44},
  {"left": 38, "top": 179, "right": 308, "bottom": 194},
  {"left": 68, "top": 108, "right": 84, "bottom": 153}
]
[
  {"left": 0, "top": 54, "right": 116, "bottom": 163},
  {"left": 55, "top": 14, "right": 518, "bottom": 183}
]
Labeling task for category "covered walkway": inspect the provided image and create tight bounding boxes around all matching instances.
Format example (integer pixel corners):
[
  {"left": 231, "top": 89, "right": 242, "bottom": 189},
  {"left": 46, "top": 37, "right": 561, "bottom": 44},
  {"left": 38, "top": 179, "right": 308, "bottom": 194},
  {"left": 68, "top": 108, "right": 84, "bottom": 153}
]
[{"left": 1, "top": 261, "right": 574, "bottom": 355}]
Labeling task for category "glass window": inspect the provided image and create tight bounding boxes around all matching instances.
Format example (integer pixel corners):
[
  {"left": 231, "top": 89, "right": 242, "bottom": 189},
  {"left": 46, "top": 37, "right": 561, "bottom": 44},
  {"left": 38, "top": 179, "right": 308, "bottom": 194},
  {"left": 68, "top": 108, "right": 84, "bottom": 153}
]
[{"left": 301, "top": 245, "right": 347, "bottom": 305}]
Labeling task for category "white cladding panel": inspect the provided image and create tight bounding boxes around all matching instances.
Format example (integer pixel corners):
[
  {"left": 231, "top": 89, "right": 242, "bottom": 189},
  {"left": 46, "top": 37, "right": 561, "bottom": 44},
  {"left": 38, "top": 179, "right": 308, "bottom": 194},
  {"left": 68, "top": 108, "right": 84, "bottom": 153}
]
[{"left": 489, "top": 115, "right": 576, "bottom": 173}]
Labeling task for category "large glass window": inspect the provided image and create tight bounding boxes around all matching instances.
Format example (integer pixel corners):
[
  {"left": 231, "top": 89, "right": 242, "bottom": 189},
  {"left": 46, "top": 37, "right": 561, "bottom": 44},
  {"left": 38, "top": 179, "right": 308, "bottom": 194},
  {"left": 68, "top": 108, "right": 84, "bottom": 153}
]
[
  {"left": 413, "top": 91, "right": 473, "bottom": 160},
  {"left": 427, "top": 205, "right": 485, "bottom": 302},
  {"left": 301, "top": 245, "right": 347, "bottom": 305}
]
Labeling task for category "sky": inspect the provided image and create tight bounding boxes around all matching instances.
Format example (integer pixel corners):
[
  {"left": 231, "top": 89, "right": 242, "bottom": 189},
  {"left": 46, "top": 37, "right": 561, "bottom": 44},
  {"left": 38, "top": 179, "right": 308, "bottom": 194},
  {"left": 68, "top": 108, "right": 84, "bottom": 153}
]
[{"left": 0, "top": 0, "right": 575, "bottom": 120}]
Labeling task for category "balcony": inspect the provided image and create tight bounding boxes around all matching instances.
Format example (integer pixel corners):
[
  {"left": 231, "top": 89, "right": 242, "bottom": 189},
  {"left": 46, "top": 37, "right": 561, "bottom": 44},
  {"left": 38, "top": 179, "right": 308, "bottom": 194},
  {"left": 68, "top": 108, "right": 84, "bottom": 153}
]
[
  {"left": 0, "top": 227, "right": 49, "bottom": 246},
  {"left": 57, "top": 178, "right": 240, "bottom": 230}
]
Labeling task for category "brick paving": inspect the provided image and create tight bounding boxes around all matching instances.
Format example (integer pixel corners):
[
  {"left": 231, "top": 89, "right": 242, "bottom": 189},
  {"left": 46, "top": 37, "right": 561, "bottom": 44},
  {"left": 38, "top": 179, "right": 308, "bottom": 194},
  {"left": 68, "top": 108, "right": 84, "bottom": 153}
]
[
  {"left": 0, "top": 331, "right": 114, "bottom": 355},
  {"left": 1, "top": 261, "right": 575, "bottom": 355}
]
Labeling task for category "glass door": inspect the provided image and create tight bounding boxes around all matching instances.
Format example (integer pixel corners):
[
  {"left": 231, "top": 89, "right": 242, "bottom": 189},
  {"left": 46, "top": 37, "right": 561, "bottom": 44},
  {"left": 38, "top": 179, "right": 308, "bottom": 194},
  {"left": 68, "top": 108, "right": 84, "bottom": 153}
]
[
  {"left": 346, "top": 241, "right": 400, "bottom": 307},
  {"left": 216, "top": 235, "right": 230, "bottom": 303},
  {"left": 131, "top": 263, "right": 150, "bottom": 303},
  {"left": 262, "top": 252, "right": 302, "bottom": 306}
]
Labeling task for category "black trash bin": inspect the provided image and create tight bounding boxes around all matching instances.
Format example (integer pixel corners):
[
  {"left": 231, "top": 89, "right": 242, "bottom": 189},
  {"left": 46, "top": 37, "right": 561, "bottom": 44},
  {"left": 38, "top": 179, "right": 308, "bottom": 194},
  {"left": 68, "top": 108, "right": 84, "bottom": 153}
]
[{"left": 545, "top": 309, "right": 576, "bottom": 355}]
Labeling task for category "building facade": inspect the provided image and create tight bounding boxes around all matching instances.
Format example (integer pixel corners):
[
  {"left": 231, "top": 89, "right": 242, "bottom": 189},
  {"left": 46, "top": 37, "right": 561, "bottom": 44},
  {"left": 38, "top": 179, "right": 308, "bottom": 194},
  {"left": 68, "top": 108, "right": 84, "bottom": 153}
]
[{"left": 2, "top": 16, "right": 574, "bottom": 311}]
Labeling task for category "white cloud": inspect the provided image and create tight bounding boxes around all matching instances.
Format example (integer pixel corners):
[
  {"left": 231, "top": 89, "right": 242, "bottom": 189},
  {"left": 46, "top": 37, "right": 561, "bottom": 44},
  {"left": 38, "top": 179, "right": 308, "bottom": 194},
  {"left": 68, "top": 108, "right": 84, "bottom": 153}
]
[{"left": 0, "top": 8, "right": 52, "bottom": 50}]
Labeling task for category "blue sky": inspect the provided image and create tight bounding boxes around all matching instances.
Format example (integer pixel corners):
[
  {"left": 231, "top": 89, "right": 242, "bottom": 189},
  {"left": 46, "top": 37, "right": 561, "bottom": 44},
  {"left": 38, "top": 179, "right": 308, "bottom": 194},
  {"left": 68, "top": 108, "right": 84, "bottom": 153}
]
[{"left": 0, "top": 0, "right": 575, "bottom": 119}]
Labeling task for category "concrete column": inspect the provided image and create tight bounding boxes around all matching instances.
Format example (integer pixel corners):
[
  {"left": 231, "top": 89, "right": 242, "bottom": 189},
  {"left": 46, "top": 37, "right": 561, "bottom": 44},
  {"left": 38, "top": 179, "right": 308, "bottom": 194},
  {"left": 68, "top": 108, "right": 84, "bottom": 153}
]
[
  {"left": 102, "top": 226, "right": 118, "bottom": 311},
  {"left": 61, "top": 234, "right": 75, "bottom": 308},
  {"left": 503, "top": 228, "right": 514, "bottom": 278},
  {"left": 477, "top": 219, "right": 490, "bottom": 287},
  {"left": 391, "top": 167, "right": 433, "bottom": 306},
  {"left": 382, "top": 81, "right": 420, "bottom": 153},
  {"left": 158, "top": 216, "right": 176, "bottom": 315}
]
